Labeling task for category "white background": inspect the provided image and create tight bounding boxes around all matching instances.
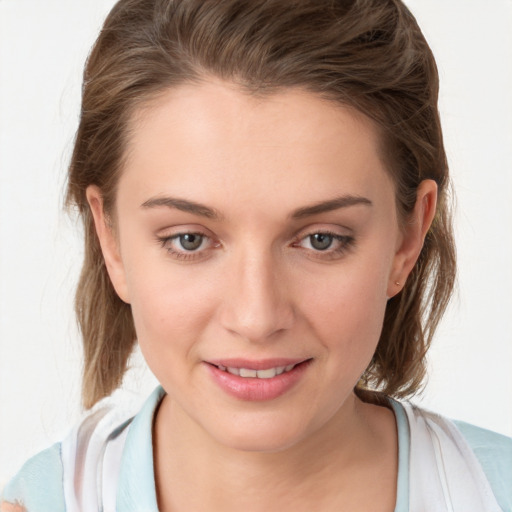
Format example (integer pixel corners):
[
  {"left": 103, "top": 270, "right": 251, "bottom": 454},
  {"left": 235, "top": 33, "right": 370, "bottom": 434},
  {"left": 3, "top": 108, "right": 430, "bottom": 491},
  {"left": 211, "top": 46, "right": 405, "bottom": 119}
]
[{"left": 0, "top": 0, "right": 511, "bottom": 485}]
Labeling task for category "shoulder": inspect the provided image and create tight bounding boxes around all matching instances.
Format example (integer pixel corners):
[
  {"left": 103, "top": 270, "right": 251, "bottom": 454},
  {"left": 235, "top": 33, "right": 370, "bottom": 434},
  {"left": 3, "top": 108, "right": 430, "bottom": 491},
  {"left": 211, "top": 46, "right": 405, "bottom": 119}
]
[
  {"left": 0, "top": 401, "right": 133, "bottom": 511},
  {"left": 0, "top": 443, "right": 65, "bottom": 512},
  {"left": 454, "top": 419, "right": 512, "bottom": 463},
  {"left": 0, "top": 387, "right": 164, "bottom": 512},
  {"left": 0, "top": 404, "right": 133, "bottom": 512},
  {"left": 397, "top": 399, "right": 512, "bottom": 511},
  {"left": 453, "top": 419, "right": 512, "bottom": 510}
]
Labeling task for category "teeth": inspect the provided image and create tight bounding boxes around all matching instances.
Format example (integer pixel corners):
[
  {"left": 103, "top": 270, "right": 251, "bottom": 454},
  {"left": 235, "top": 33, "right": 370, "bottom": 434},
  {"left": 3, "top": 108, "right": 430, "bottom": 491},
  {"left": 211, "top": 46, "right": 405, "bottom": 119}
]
[
  {"left": 256, "top": 368, "right": 277, "bottom": 379},
  {"left": 221, "top": 364, "right": 297, "bottom": 378},
  {"left": 239, "top": 368, "right": 257, "bottom": 378}
]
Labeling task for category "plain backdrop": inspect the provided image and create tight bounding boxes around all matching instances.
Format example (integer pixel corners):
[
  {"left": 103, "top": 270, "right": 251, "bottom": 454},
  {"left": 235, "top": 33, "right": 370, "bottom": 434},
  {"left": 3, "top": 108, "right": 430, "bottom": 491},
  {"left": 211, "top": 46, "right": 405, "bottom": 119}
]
[{"left": 1, "top": 0, "right": 511, "bottom": 485}]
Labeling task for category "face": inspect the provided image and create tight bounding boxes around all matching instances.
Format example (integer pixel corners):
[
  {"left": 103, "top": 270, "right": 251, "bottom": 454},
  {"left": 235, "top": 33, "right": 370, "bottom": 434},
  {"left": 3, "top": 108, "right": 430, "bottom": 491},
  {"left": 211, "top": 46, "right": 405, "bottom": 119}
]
[{"left": 89, "top": 81, "right": 430, "bottom": 452}]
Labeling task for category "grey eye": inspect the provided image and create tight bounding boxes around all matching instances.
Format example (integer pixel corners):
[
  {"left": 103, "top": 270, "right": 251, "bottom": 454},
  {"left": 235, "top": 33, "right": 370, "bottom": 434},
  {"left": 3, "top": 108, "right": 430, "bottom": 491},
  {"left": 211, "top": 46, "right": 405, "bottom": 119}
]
[
  {"left": 309, "top": 233, "right": 333, "bottom": 251},
  {"left": 179, "top": 233, "right": 203, "bottom": 251}
]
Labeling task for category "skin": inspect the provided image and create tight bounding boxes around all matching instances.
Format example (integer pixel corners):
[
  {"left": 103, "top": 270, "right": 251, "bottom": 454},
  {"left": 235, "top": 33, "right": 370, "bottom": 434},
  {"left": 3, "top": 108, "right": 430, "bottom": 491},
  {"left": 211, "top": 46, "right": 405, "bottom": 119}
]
[
  {"left": 0, "top": 503, "right": 25, "bottom": 512},
  {"left": 88, "top": 81, "right": 437, "bottom": 511}
]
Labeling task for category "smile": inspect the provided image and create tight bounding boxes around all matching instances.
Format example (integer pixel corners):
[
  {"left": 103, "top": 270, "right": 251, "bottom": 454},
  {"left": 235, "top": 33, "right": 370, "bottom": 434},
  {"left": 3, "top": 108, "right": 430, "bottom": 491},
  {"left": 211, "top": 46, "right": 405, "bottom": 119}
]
[
  {"left": 205, "top": 359, "right": 312, "bottom": 401},
  {"left": 214, "top": 364, "right": 297, "bottom": 379}
]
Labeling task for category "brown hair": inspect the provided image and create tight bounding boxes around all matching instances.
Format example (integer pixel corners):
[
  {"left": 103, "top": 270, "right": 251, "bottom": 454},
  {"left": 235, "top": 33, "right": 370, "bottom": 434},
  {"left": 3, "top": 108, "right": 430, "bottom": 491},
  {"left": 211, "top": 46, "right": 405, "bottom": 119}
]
[{"left": 66, "top": 0, "right": 456, "bottom": 409}]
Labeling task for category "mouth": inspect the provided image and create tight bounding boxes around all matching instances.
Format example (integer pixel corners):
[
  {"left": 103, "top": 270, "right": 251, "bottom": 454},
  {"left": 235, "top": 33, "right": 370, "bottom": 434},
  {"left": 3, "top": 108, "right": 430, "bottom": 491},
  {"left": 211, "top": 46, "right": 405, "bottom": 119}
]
[
  {"left": 211, "top": 363, "right": 299, "bottom": 379},
  {"left": 205, "top": 359, "right": 312, "bottom": 401}
]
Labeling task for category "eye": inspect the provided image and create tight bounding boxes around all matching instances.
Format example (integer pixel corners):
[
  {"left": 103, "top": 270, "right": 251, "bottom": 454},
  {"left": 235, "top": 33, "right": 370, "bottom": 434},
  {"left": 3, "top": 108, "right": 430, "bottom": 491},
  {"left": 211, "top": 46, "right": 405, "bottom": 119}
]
[
  {"left": 177, "top": 233, "right": 204, "bottom": 251},
  {"left": 308, "top": 233, "right": 334, "bottom": 251},
  {"left": 293, "top": 230, "right": 355, "bottom": 259},
  {"left": 157, "top": 231, "right": 217, "bottom": 260}
]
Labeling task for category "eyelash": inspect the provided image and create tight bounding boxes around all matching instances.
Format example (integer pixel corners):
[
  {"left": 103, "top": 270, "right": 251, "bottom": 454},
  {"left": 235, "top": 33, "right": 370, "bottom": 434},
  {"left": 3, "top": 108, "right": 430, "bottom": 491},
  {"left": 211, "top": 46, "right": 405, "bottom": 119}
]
[
  {"left": 156, "top": 230, "right": 355, "bottom": 261},
  {"left": 157, "top": 232, "right": 216, "bottom": 261},
  {"left": 292, "top": 230, "right": 355, "bottom": 260}
]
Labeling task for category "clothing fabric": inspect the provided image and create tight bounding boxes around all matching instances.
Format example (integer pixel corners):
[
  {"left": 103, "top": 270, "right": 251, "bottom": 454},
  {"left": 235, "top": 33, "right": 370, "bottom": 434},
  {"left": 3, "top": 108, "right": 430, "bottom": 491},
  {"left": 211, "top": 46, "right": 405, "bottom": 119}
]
[{"left": 2, "top": 386, "right": 511, "bottom": 511}]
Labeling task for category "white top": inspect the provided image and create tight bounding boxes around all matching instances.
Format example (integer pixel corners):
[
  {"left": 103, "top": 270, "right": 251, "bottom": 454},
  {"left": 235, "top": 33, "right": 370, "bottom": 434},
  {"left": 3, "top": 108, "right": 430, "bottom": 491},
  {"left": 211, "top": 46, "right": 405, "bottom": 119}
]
[{"left": 2, "top": 386, "right": 512, "bottom": 511}]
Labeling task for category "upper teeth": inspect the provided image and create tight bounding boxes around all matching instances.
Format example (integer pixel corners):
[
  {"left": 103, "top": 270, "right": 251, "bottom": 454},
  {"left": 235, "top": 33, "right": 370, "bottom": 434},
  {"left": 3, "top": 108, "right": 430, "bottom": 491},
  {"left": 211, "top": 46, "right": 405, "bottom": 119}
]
[{"left": 217, "top": 364, "right": 296, "bottom": 379}]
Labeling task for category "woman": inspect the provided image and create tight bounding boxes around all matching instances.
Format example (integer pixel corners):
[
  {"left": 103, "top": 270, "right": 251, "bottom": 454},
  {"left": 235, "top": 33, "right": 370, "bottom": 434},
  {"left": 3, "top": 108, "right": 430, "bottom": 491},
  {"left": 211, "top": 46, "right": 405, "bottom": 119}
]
[{"left": 2, "top": 0, "right": 511, "bottom": 511}]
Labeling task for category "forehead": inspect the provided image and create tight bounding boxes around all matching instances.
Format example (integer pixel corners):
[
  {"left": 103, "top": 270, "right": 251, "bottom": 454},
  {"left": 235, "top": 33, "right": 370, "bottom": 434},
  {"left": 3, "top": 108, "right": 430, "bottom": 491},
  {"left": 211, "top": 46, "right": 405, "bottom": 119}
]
[{"left": 120, "top": 81, "right": 393, "bottom": 214}]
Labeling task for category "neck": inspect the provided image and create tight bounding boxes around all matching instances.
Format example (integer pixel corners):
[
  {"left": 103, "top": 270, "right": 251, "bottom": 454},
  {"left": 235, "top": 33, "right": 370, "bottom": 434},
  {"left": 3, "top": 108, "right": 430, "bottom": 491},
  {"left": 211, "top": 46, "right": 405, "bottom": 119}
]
[{"left": 153, "top": 393, "right": 398, "bottom": 512}]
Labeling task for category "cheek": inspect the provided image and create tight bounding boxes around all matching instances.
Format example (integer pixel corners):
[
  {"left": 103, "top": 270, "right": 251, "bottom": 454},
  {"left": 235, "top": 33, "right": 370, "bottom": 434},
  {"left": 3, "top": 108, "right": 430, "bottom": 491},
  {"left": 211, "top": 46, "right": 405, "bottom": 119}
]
[
  {"left": 126, "top": 259, "right": 219, "bottom": 365},
  {"left": 299, "top": 257, "right": 391, "bottom": 362}
]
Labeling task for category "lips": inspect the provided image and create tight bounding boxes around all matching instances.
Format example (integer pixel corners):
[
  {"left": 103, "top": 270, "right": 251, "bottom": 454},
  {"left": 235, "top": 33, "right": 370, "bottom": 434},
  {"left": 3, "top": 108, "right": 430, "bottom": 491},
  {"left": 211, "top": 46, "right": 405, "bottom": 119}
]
[
  {"left": 205, "top": 358, "right": 311, "bottom": 401},
  {"left": 216, "top": 363, "right": 297, "bottom": 379}
]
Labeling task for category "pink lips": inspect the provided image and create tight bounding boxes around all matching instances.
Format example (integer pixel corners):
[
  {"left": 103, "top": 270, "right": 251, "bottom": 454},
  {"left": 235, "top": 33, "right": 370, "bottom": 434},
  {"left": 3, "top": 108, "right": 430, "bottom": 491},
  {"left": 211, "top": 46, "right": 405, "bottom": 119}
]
[{"left": 205, "top": 358, "right": 311, "bottom": 401}]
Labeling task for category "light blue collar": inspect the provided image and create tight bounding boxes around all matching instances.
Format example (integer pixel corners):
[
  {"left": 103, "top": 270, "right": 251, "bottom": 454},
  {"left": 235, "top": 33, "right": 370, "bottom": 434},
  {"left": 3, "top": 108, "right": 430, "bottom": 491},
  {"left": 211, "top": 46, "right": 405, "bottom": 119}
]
[
  {"left": 116, "top": 386, "right": 165, "bottom": 511},
  {"left": 388, "top": 397, "right": 410, "bottom": 512}
]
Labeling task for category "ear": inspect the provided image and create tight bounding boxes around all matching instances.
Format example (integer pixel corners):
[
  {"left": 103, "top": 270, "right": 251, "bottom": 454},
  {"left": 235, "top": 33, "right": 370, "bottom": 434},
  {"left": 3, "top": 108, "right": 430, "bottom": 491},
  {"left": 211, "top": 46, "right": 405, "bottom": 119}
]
[
  {"left": 86, "top": 185, "right": 130, "bottom": 304},
  {"left": 387, "top": 179, "right": 437, "bottom": 298}
]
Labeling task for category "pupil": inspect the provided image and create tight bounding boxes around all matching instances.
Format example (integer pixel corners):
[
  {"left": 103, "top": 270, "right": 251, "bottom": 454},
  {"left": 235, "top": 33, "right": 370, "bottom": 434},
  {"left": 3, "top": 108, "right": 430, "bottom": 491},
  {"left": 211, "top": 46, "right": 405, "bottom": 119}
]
[
  {"left": 310, "top": 233, "right": 333, "bottom": 251},
  {"left": 180, "top": 234, "right": 202, "bottom": 251}
]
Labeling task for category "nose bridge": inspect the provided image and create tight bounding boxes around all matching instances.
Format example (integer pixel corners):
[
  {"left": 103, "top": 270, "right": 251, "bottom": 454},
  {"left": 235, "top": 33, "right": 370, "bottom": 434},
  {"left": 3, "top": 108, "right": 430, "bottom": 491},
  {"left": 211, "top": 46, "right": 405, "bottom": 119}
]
[{"left": 221, "top": 244, "right": 294, "bottom": 341}]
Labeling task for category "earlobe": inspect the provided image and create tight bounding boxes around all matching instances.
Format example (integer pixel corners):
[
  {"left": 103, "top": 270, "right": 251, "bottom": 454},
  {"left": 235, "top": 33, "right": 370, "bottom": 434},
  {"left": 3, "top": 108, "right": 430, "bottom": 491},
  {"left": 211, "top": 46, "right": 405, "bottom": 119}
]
[
  {"left": 387, "top": 179, "right": 438, "bottom": 298},
  {"left": 86, "top": 185, "right": 130, "bottom": 304}
]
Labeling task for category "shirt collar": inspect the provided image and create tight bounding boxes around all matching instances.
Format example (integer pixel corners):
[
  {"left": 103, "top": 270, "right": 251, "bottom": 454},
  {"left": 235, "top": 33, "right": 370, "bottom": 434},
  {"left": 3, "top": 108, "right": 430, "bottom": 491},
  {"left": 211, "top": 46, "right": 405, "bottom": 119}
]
[
  {"left": 116, "top": 386, "right": 165, "bottom": 512},
  {"left": 388, "top": 397, "right": 411, "bottom": 512}
]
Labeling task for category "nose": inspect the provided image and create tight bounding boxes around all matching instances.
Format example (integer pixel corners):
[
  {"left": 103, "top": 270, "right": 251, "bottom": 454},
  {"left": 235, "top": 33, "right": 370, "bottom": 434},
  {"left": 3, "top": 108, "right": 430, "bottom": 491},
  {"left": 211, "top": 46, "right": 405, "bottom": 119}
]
[{"left": 219, "top": 249, "right": 295, "bottom": 343}]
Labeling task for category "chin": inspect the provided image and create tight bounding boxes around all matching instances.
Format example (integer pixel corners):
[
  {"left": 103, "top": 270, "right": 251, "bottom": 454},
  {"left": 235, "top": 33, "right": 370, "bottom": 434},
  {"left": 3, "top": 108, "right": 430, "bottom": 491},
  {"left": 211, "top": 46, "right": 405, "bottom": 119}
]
[
  {"left": 217, "top": 426, "right": 308, "bottom": 454},
  {"left": 202, "top": 408, "right": 322, "bottom": 454}
]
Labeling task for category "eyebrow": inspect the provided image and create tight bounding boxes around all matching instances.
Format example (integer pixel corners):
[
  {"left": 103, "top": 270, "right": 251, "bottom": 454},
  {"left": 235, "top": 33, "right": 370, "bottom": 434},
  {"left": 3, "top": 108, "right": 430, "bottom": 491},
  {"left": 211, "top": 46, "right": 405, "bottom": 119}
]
[
  {"left": 290, "top": 195, "right": 372, "bottom": 219},
  {"left": 141, "top": 196, "right": 222, "bottom": 219},
  {"left": 140, "top": 194, "right": 372, "bottom": 220}
]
